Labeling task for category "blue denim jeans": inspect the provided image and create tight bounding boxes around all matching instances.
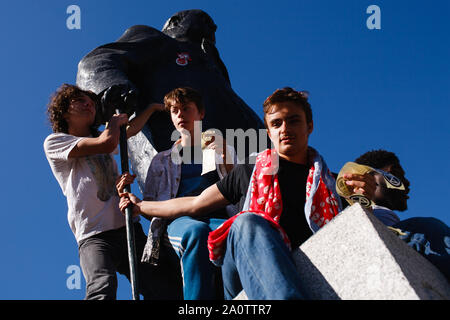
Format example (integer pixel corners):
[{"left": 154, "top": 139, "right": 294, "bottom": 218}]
[
  {"left": 221, "top": 212, "right": 305, "bottom": 299},
  {"left": 167, "top": 216, "right": 226, "bottom": 300},
  {"left": 393, "top": 217, "right": 450, "bottom": 281}
]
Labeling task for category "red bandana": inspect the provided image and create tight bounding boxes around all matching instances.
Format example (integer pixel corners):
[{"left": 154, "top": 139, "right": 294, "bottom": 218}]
[{"left": 208, "top": 148, "right": 341, "bottom": 264}]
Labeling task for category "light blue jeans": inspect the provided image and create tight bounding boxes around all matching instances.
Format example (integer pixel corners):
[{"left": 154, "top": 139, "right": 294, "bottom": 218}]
[
  {"left": 221, "top": 212, "right": 305, "bottom": 299},
  {"left": 167, "top": 216, "right": 225, "bottom": 300}
]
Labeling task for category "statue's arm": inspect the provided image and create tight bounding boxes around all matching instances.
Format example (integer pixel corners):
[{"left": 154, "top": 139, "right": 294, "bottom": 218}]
[{"left": 76, "top": 25, "right": 164, "bottom": 95}]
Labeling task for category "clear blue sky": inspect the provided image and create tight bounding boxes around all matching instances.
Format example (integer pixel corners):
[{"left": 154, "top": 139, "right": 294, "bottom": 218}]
[{"left": 1, "top": 0, "right": 448, "bottom": 299}]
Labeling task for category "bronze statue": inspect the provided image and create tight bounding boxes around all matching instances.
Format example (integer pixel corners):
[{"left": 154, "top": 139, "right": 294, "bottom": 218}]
[{"left": 77, "top": 9, "right": 264, "bottom": 190}]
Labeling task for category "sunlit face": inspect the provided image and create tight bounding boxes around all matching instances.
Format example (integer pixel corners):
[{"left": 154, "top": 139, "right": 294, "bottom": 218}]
[
  {"left": 169, "top": 101, "right": 204, "bottom": 135},
  {"left": 64, "top": 94, "right": 96, "bottom": 128},
  {"left": 265, "top": 102, "right": 313, "bottom": 163}
]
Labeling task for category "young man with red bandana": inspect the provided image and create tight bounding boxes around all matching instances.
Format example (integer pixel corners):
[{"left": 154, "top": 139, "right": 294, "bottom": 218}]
[{"left": 118, "top": 87, "right": 376, "bottom": 299}]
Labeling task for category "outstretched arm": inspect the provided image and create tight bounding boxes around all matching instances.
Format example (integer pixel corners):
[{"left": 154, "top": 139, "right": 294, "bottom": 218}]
[
  {"left": 119, "top": 184, "right": 230, "bottom": 220},
  {"left": 126, "top": 103, "right": 165, "bottom": 138},
  {"left": 68, "top": 113, "right": 128, "bottom": 158}
]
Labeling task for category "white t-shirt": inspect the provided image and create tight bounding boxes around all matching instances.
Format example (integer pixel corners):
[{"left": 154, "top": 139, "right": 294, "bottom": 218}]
[{"left": 44, "top": 133, "right": 126, "bottom": 243}]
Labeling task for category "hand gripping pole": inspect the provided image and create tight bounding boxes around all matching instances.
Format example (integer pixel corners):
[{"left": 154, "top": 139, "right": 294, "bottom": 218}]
[{"left": 117, "top": 109, "right": 140, "bottom": 300}]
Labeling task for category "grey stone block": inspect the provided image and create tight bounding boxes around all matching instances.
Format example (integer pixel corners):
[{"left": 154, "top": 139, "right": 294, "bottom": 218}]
[
  {"left": 292, "top": 203, "right": 450, "bottom": 300},
  {"left": 235, "top": 203, "right": 450, "bottom": 300}
]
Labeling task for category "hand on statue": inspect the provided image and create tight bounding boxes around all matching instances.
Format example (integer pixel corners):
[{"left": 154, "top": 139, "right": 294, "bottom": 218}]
[
  {"left": 108, "top": 113, "right": 129, "bottom": 128},
  {"left": 97, "top": 113, "right": 129, "bottom": 150},
  {"left": 148, "top": 103, "right": 165, "bottom": 112}
]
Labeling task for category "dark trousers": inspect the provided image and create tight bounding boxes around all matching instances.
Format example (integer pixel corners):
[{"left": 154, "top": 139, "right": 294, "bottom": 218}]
[{"left": 78, "top": 223, "right": 182, "bottom": 300}]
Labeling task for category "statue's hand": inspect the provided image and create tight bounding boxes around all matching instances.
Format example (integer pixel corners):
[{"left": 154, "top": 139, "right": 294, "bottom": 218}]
[{"left": 100, "top": 84, "right": 139, "bottom": 123}]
